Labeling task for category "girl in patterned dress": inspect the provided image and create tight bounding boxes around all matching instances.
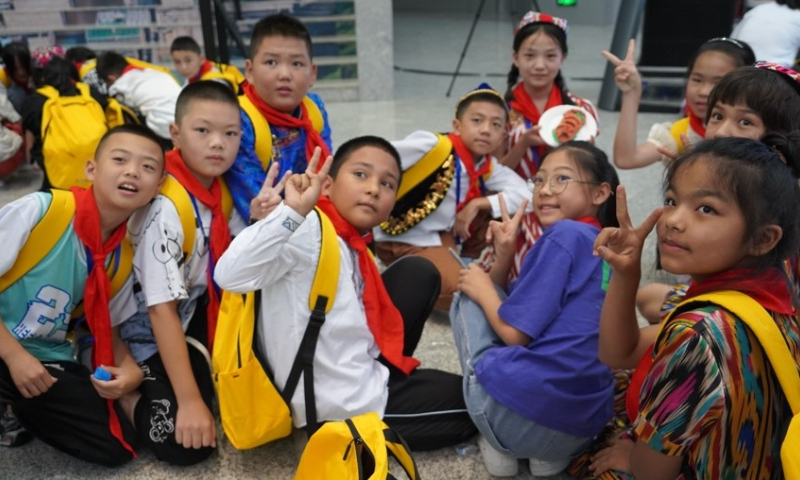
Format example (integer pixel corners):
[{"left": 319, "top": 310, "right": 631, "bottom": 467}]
[{"left": 591, "top": 135, "right": 800, "bottom": 479}]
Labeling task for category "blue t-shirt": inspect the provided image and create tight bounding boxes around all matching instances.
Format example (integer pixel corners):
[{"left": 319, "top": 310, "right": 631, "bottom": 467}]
[
  {"left": 475, "top": 220, "right": 614, "bottom": 437},
  {"left": 225, "top": 92, "right": 332, "bottom": 220}
]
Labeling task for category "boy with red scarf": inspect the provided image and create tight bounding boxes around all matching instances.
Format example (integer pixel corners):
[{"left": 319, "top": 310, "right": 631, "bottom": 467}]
[
  {"left": 170, "top": 36, "right": 244, "bottom": 92},
  {"left": 225, "top": 13, "right": 332, "bottom": 222},
  {"left": 120, "top": 82, "right": 246, "bottom": 465},
  {"left": 215, "top": 138, "right": 476, "bottom": 451},
  {"left": 0, "top": 124, "right": 166, "bottom": 466},
  {"left": 373, "top": 85, "right": 530, "bottom": 311}
]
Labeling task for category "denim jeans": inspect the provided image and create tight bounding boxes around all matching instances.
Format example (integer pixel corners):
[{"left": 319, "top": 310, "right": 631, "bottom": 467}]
[{"left": 450, "top": 290, "right": 593, "bottom": 461}]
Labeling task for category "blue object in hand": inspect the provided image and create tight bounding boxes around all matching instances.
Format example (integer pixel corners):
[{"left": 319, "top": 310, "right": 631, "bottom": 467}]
[{"left": 93, "top": 367, "right": 112, "bottom": 381}]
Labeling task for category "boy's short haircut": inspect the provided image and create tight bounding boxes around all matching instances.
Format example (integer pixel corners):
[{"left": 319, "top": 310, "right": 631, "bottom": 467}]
[
  {"left": 174, "top": 80, "right": 240, "bottom": 124},
  {"left": 95, "top": 51, "right": 129, "bottom": 81},
  {"left": 455, "top": 91, "right": 508, "bottom": 121},
  {"left": 249, "top": 13, "right": 313, "bottom": 60},
  {"left": 330, "top": 135, "right": 402, "bottom": 180},
  {"left": 170, "top": 36, "right": 202, "bottom": 55},
  {"left": 96, "top": 124, "right": 166, "bottom": 161},
  {"left": 65, "top": 46, "right": 96, "bottom": 64}
]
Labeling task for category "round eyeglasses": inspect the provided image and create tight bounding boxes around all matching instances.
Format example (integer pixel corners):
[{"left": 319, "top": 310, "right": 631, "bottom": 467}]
[{"left": 527, "top": 176, "right": 601, "bottom": 195}]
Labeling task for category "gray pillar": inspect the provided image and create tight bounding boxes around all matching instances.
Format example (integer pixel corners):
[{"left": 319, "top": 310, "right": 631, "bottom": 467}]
[
  {"left": 597, "top": 0, "right": 645, "bottom": 111},
  {"left": 355, "top": 0, "right": 394, "bottom": 101}
]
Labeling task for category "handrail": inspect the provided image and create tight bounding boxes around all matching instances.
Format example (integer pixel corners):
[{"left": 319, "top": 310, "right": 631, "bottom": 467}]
[{"left": 199, "top": 0, "right": 249, "bottom": 64}]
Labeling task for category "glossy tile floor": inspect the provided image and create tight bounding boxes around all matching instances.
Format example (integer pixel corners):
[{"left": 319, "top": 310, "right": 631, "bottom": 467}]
[{"left": 0, "top": 10, "right": 676, "bottom": 480}]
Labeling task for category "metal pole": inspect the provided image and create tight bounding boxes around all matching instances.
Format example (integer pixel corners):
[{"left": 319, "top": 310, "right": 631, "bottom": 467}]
[
  {"left": 199, "top": 0, "right": 218, "bottom": 62},
  {"left": 446, "top": 0, "right": 489, "bottom": 97},
  {"left": 597, "top": 0, "right": 646, "bottom": 111}
]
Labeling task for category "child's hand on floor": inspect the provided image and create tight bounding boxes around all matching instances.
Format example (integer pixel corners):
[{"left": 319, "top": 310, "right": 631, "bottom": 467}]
[
  {"left": 594, "top": 185, "right": 662, "bottom": 279},
  {"left": 90, "top": 363, "right": 144, "bottom": 400},
  {"left": 176, "top": 398, "right": 217, "bottom": 449},
  {"left": 602, "top": 39, "right": 642, "bottom": 94},
  {"left": 486, "top": 193, "right": 528, "bottom": 262},
  {"left": 589, "top": 437, "right": 635, "bottom": 475},
  {"left": 250, "top": 162, "right": 291, "bottom": 222},
  {"left": 6, "top": 350, "right": 57, "bottom": 398},
  {"left": 457, "top": 263, "right": 495, "bottom": 304},
  {"left": 284, "top": 147, "right": 333, "bottom": 217}
]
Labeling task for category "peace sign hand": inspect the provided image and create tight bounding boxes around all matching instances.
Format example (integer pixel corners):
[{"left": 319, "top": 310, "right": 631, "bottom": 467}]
[
  {"left": 601, "top": 39, "right": 641, "bottom": 94},
  {"left": 249, "top": 161, "right": 291, "bottom": 222},
  {"left": 284, "top": 146, "right": 333, "bottom": 218},
  {"left": 594, "top": 185, "right": 662, "bottom": 278},
  {"left": 486, "top": 193, "right": 528, "bottom": 262}
]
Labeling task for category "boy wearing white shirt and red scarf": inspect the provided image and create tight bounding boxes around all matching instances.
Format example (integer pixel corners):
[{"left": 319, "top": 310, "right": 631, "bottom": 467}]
[
  {"left": 215, "top": 138, "right": 476, "bottom": 450},
  {"left": 374, "top": 85, "right": 530, "bottom": 311}
]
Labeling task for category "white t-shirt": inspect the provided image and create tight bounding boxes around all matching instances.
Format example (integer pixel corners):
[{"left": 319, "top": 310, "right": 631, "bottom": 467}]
[
  {"left": 373, "top": 130, "right": 531, "bottom": 247},
  {"left": 733, "top": 2, "right": 800, "bottom": 67},
  {"left": 215, "top": 202, "right": 389, "bottom": 428},
  {"left": 121, "top": 191, "right": 245, "bottom": 362}
]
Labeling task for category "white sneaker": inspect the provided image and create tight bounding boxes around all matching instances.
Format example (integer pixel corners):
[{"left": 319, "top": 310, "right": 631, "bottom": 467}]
[
  {"left": 478, "top": 434, "right": 519, "bottom": 477},
  {"left": 528, "top": 456, "right": 570, "bottom": 477}
]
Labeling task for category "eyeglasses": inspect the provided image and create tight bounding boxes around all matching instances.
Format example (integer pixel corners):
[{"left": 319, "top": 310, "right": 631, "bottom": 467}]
[{"left": 527, "top": 175, "right": 600, "bottom": 195}]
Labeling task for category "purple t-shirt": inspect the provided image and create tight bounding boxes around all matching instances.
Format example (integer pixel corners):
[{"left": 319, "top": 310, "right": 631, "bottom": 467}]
[{"left": 475, "top": 220, "right": 614, "bottom": 437}]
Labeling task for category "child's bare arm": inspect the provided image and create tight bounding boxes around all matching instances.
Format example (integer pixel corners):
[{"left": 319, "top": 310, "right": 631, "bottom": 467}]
[
  {"left": 0, "top": 316, "right": 57, "bottom": 398},
  {"left": 149, "top": 301, "right": 216, "bottom": 449},
  {"left": 594, "top": 185, "right": 663, "bottom": 368}
]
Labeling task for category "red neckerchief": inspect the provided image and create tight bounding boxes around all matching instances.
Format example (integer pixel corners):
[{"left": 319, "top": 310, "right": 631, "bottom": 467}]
[
  {"left": 685, "top": 102, "right": 707, "bottom": 139},
  {"left": 448, "top": 132, "right": 491, "bottom": 212},
  {"left": 316, "top": 197, "right": 420, "bottom": 375},
  {"left": 69, "top": 186, "right": 136, "bottom": 456},
  {"left": 165, "top": 150, "right": 231, "bottom": 350},
  {"left": 241, "top": 81, "right": 331, "bottom": 165},
  {"left": 626, "top": 267, "right": 794, "bottom": 421},
  {"left": 574, "top": 216, "right": 601, "bottom": 230},
  {"left": 189, "top": 60, "right": 215, "bottom": 84},
  {"left": 508, "top": 83, "right": 563, "bottom": 175}
]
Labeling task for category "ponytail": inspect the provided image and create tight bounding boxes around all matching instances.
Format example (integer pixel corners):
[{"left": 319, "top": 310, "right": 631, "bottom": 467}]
[
  {"left": 505, "top": 64, "right": 520, "bottom": 102},
  {"left": 761, "top": 130, "right": 800, "bottom": 179}
]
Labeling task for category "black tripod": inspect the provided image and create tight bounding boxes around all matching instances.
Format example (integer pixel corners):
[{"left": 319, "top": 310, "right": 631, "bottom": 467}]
[{"left": 446, "top": 0, "right": 542, "bottom": 97}]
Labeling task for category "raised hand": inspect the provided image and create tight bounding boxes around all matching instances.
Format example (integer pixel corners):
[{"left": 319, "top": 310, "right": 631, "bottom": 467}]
[
  {"left": 249, "top": 161, "right": 291, "bottom": 221},
  {"left": 486, "top": 193, "right": 528, "bottom": 261},
  {"left": 284, "top": 146, "right": 333, "bottom": 217},
  {"left": 601, "top": 39, "right": 641, "bottom": 93},
  {"left": 594, "top": 185, "right": 662, "bottom": 278}
]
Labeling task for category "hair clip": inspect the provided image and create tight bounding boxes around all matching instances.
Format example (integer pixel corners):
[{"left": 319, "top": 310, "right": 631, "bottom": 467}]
[
  {"left": 755, "top": 61, "right": 800, "bottom": 90},
  {"left": 705, "top": 37, "right": 746, "bottom": 50},
  {"left": 515, "top": 11, "right": 568, "bottom": 35}
]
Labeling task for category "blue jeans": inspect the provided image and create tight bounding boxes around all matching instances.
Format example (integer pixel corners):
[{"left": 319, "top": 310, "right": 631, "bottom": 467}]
[{"left": 450, "top": 290, "right": 593, "bottom": 461}]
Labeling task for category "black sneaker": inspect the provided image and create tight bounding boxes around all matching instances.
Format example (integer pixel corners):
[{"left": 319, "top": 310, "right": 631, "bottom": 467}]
[{"left": 0, "top": 408, "right": 33, "bottom": 447}]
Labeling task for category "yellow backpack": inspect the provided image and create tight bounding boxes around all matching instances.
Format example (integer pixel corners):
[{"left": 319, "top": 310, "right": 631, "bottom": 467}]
[
  {"left": 0, "top": 67, "right": 10, "bottom": 89},
  {"left": 212, "top": 207, "right": 340, "bottom": 450},
  {"left": 105, "top": 97, "right": 141, "bottom": 128},
  {"left": 294, "top": 412, "right": 421, "bottom": 480},
  {"left": 38, "top": 82, "right": 108, "bottom": 190},
  {"left": 0, "top": 190, "right": 132, "bottom": 315},
  {"left": 667, "top": 291, "right": 800, "bottom": 479},
  {"left": 158, "top": 175, "right": 233, "bottom": 259},
  {"left": 201, "top": 62, "right": 245, "bottom": 92},
  {"left": 238, "top": 95, "right": 324, "bottom": 169}
]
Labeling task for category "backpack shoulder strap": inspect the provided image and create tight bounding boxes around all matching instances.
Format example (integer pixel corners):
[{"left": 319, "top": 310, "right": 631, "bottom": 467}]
[
  {"left": 160, "top": 175, "right": 196, "bottom": 259},
  {"left": 686, "top": 291, "right": 800, "bottom": 413},
  {"left": 302, "top": 96, "right": 324, "bottom": 134},
  {"left": 239, "top": 95, "right": 273, "bottom": 171},
  {"left": 0, "top": 190, "right": 75, "bottom": 293},
  {"left": 0, "top": 67, "right": 10, "bottom": 89},
  {"left": 384, "top": 427, "right": 421, "bottom": 480},
  {"left": 309, "top": 207, "right": 340, "bottom": 313},
  {"left": 108, "top": 238, "right": 133, "bottom": 298},
  {"left": 219, "top": 178, "right": 234, "bottom": 220},
  {"left": 74, "top": 82, "right": 92, "bottom": 98}
]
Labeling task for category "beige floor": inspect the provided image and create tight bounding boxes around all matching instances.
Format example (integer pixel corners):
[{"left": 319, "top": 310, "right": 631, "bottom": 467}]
[{"left": 0, "top": 10, "right": 677, "bottom": 480}]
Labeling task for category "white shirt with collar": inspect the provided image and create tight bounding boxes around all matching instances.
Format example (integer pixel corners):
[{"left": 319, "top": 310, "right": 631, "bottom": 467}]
[
  {"left": 373, "top": 130, "right": 531, "bottom": 247},
  {"left": 214, "top": 202, "right": 389, "bottom": 428}
]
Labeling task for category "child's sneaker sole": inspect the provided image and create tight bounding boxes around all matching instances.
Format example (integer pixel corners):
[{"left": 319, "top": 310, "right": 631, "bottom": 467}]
[{"left": 478, "top": 434, "right": 519, "bottom": 477}]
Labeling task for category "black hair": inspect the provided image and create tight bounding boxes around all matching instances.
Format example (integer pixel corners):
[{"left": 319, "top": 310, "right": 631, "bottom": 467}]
[
  {"left": 95, "top": 124, "right": 166, "bottom": 165},
  {"left": 455, "top": 91, "right": 508, "bottom": 121},
  {"left": 506, "top": 23, "right": 571, "bottom": 104},
  {"left": 170, "top": 36, "right": 202, "bottom": 55},
  {"left": 174, "top": 80, "right": 240, "bottom": 124},
  {"left": 95, "top": 51, "right": 129, "bottom": 81},
  {"left": 2, "top": 42, "right": 31, "bottom": 83},
  {"left": 777, "top": 0, "right": 800, "bottom": 9},
  {"left": 330, "top": 135, "right": 402, "bottom": 181},
  {"left": 664, "top": 134, "right": 800, "bottom": 271},
  {"left": 65, "top": 46, "right": 96, "bottom": 64},
  {"left": 707, "top": 66, "right": 800, "bottom": 133},
  {"left": 34, "top": 56, "right": 79, "bottom": 94},
  {"left": 249, "top": 13, "right": 312, "bottom": 61},
  {"left": 541, "top": 140, "right": 620, "bottom": 228},
  {"left": 685, "top": 37, "right": 756, "bottom": 77}
]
